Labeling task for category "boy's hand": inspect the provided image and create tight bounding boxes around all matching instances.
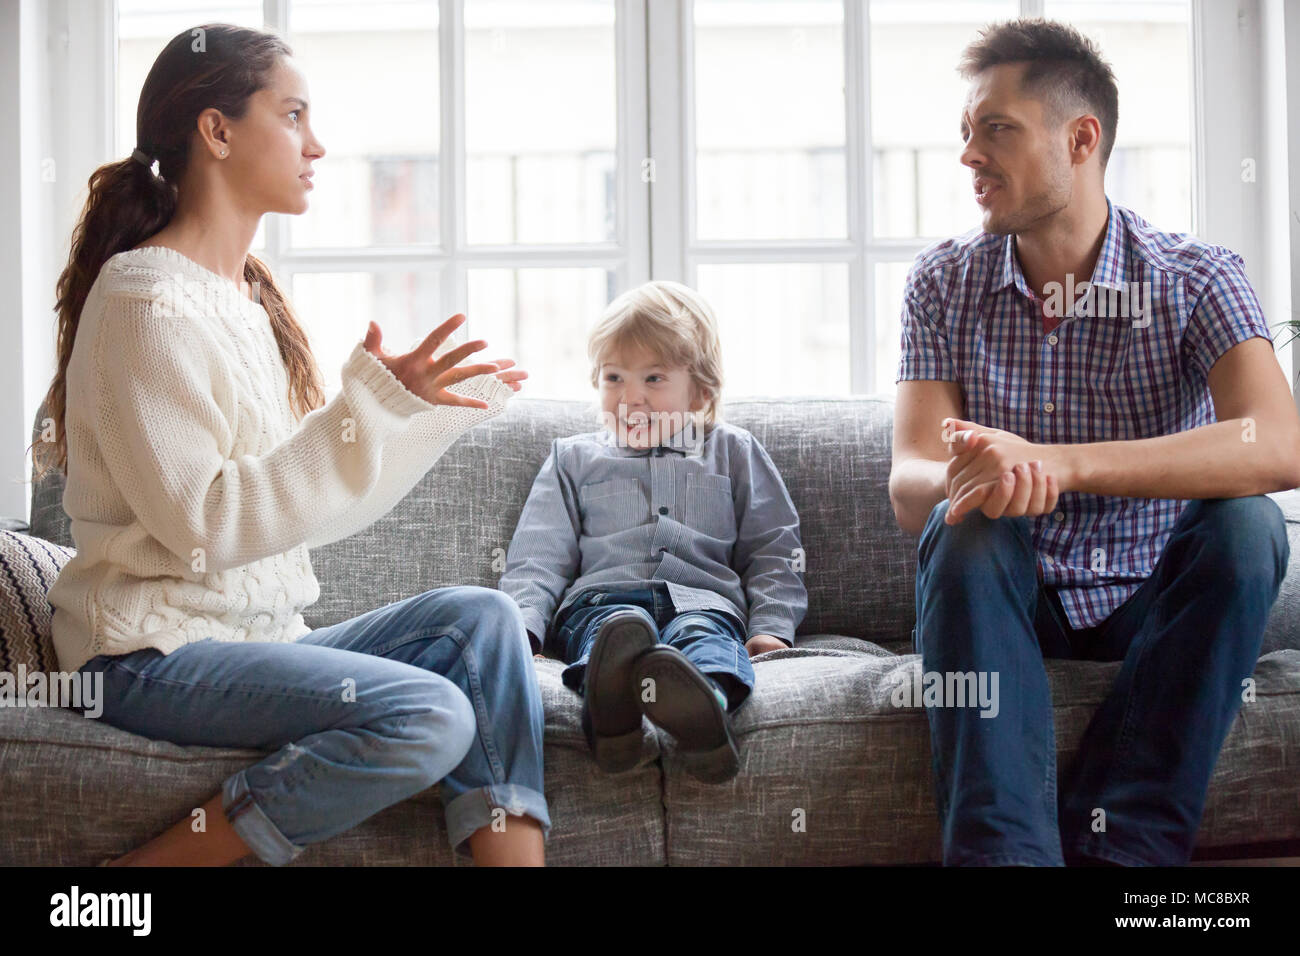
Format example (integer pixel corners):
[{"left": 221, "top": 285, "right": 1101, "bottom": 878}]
[{"left": 746, "top": 634, "right": 787, "bottom": 657}]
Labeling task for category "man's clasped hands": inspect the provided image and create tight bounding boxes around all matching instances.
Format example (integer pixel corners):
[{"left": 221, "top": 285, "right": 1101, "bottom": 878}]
[{"left": 942, "top": 417, "right": 1079, "bottom": 527}]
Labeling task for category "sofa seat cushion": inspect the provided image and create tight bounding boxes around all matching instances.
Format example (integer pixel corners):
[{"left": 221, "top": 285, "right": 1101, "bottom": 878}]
[
  {"left": 659, "top": 637, "right": 1300, "bottom": 865},
  {"left": 0, "top": 656, "right": 665, "bottom": 866}
]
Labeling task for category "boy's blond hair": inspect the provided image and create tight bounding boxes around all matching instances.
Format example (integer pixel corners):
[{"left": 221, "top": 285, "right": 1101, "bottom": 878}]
[{"left": 587, "top": 280, "right": 724, "bottom": 426}]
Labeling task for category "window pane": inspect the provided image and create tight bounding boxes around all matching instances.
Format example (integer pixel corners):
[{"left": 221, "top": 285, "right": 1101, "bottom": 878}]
[
  {"left": 288, "top": 1, "right": 440, "bottom": 248},
  {"left": 693, "top": 0, "right": 847, "bottom": 240},
  {"left": 291, "top": 271, "right": 439, "bottom": 394},
  {"left": 117, "top": 2, "right": 264, "bottom": 158},
  {"left": 465, "top": 1, "right": 617, "bottom": 245},
  {"left": 875, "top": 260, "right": 911, "bottom": 397},
  {"left": 694, "top": 263, "right": 849, "bottom": 396},
  {"left": 869, "top": 0, "right": 1017, "bottom": 239},
  {"left": 1045, "top": 0, "right": 1192, "bottom": 232},
  {"left": 467, "top": 268, "right": 614, "bottom": 399}
]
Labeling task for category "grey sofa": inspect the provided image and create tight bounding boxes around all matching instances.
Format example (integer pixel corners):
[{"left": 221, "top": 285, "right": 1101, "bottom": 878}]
[{"left": 4, "top": 395, "right": 1299, "bottom": 865}]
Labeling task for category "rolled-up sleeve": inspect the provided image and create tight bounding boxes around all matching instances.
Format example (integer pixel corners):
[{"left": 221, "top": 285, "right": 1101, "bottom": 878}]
[
  {"left": 896, "top": 256, "right": 955, "bottom": 383},
  {"left": 731, "top": 434, "right": 807, "bottom": 645},
  {"left": 497, "top": 440, "right": 582, "bottom": 654}
]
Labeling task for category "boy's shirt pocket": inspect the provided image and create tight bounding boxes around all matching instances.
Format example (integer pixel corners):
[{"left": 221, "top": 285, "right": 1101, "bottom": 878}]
[
  {"left": 578, "top": 477, "right": 648, "bottom": 537},
  {"left": 683, "top": 472, "right": 736, "bottom": 541}
]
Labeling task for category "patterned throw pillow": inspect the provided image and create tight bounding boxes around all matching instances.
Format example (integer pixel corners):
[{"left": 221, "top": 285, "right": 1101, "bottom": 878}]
[{"left": 0, "top": 530, "right": 71, "bottom": 673}]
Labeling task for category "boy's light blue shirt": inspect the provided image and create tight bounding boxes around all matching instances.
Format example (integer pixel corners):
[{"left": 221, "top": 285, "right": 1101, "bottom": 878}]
[{"left": 499, "top": 420, "right": 808, "bottom": 655}]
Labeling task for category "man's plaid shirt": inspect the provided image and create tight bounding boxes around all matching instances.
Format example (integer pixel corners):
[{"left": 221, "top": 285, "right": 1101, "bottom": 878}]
[{"left": 897, "top": 197, "right": 1276, "bottom": 629}]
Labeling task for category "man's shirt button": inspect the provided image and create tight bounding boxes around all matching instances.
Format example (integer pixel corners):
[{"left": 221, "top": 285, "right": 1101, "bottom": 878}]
[
  {"left": 658, "top": 506, "right": 669, "bottom": 515},
  {"left": 1053, "top": 511, "right": 1064, "bottom": 522},
  {"left": 1047, "top": 334, "right": 1058, "bottom": 345},
  {"left": 1043, "top": 401, "right": 1055, "bottom": 413}
]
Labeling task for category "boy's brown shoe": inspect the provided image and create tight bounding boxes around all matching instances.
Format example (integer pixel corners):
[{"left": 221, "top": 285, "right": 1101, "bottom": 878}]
[
  {"left": 632, "top": 645, "right": 740, "bottom": 783},
  {"left": 581, "top": 609, "right": 658, "bottom": 773}
]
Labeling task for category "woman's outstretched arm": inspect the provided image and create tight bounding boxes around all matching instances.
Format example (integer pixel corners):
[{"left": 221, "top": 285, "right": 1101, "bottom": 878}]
[{"left": 82, "top": 288, "right": 512, "bottom": 571}]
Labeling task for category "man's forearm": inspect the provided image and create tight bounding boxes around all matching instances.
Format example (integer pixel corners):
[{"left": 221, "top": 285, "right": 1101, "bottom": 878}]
[
  {"left": 1058, "top": 418, "right": 1300, "bottom": 500},
  {"left": 889, "top": 457, "right": 949, "bottom": 535}
]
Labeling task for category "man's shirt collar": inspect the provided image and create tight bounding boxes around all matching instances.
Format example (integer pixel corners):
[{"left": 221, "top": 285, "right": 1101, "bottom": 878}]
[{"left": 991, "top": 195, "right": 1130, "bottom": 298}]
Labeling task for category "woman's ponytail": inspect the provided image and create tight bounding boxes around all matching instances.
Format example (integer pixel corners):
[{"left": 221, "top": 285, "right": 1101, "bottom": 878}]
[
  {"left": 33, "top": 154, "right": 179, "bottom": 480},
  {"left": 244, "top": 253, "right": 324, "bottom": 422}
]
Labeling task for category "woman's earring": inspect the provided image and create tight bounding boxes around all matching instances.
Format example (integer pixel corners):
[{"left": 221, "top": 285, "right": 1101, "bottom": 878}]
[{"left": 220, "top": 149, "right": 227, "bottom": 157}]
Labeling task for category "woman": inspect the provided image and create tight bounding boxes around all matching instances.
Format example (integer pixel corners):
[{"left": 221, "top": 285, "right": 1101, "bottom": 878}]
[{"left": 38, "top": 23, "right": 549, "bottom": 866}]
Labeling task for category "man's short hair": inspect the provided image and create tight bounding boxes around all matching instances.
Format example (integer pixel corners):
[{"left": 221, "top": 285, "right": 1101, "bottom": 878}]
[{"left": 958, "top": 17, "right": 1119, "bottom": 169}]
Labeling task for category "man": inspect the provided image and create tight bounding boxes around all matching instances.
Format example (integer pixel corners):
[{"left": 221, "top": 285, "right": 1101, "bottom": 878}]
[{"left": 890, "top": 18, "right": 1298, "bottom": 866}]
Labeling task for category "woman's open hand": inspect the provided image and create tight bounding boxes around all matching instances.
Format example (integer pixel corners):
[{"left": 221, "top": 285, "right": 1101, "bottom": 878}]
[
  {"left": 364, "top": 314, "right": 527, "bottom": 409},
  {"left": 486, "top": 357, "right": 529, "bottom": 393}
]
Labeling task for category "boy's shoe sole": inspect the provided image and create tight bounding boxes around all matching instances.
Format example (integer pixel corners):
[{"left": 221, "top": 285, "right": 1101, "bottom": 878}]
[
  {"left": 632, "top": 645, "right": 740, "bottom": 784},
  {"left": 582, "top": 609, "right": 658, "bottom": 773}
]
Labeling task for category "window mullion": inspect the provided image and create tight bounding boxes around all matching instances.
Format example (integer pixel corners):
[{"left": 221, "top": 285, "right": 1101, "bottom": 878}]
[
  {"left": 647, "top": 0, "right": 688, "bottom": 281},
  {"left": 618, "top": 0, "right": 651, "bottom": 290},
  {"left": 846, "top": 0, "right": 870, "bottom": 392},
  {"left": 265, "top": 0, "right": 288, "bottom": 270},
  {"left": 1188, "top": 0, "right": 1209, "bottom": 240},
  {"left": 441, "top": 0, "right": 465, "bottom": 323},
  {"left": 265, "top": 0, "right": 286, "bottom": 34}
]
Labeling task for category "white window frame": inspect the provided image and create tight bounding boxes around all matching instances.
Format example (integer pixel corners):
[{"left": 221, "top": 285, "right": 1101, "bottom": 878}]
[
  {"left": 647, "top": 0, "right": 1252, "bottom": 396},
  {"left": 649, "top": 0, "right": 881, "bottom": 391},
  {"left": 251, "top": 0, "right": 650, "bottom": 338},
  {"left": 95, "top": 0, "right": 1289, "bottom": 396}
]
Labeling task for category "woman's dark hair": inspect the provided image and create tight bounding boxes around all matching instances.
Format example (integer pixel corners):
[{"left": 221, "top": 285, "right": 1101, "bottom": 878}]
[
  {"left": 34, "top": 23, "right": 324, "bottom": 480},
  {"left": 958, "top": 17, "right": 1119, "bottom": 170}
]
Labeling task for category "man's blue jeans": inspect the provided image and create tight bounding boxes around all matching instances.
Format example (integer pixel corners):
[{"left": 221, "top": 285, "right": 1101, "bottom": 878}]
[
  {"left": 914, "top": 495, "right": 1289, "bottom": 866},
  {"left": 76, "top": 586, "right": 550, "bottom": 865},
  {"left": 552, "top": 583, "right": 754, "bottom": 710}
]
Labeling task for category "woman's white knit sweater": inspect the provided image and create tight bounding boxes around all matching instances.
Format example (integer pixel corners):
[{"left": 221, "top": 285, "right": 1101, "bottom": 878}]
[{"left": 49, "top": 246, "right": 513, "bottom": 674}]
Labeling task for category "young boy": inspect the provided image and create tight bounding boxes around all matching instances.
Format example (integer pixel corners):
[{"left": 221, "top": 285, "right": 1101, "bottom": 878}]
[{"left": 498, "top": 280, "right": 807, "bottom": 784}]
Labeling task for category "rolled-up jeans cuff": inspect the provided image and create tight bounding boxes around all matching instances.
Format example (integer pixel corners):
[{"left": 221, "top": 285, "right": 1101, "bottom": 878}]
[
  {"left": 221, "top": 769, "right": 304, "bottom": 867},
  {"left": 444, "top": 783, "right": 552, "bottom": 860}
]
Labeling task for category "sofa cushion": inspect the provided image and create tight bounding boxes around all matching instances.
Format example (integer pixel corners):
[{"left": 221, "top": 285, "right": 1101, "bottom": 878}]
[
  {"left": 302, "top": 396, "right": 917, "bottom": 645},
  {"left": 660, "top": 638, "right": 1300, "bottom": 865},
  {"left": 0, "top": 656, "right": 665, "bottom": 866},
  {"left": 0, "top": 530, "right": 68, "bottom": 674}
]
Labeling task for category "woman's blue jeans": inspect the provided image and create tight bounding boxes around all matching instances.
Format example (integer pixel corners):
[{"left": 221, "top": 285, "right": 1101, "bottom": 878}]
[
  {"left": 552, "top": 583, "right": 754, "bottom": 710},
  {"left": 914, "top": 495, "right": 1289, "bottom": 866},
  {"left": 76, "top": 585, "right": 550, "bottom": 865}
]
